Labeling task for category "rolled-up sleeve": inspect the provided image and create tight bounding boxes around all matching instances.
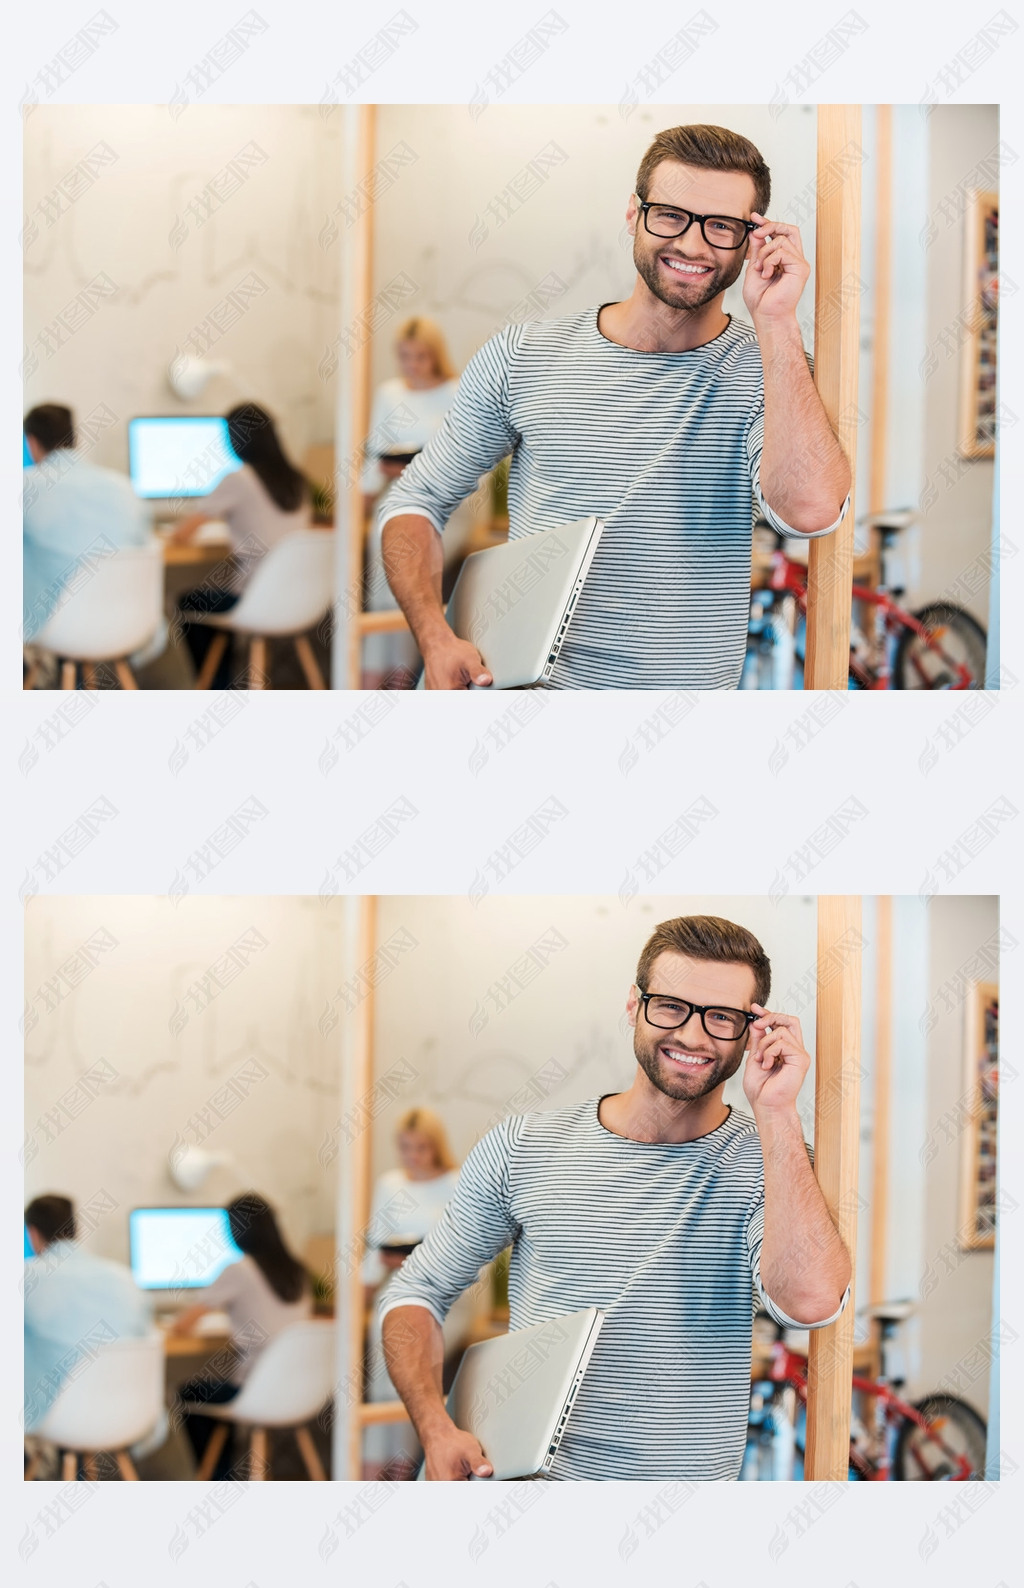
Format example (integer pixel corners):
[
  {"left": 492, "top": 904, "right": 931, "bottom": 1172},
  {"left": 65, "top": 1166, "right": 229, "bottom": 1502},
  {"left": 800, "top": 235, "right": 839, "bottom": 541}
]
[
  {"left": 377, "top": 328, "right": 519, "bottom": 539},
  {"left": 379, "top": 1118, "right": 520, "bottom": 1327},
  {"left": 745, "top": 404, "right": 850, "bottom": 540},
  {"left": 745, "top": 1191, "right": 851, "bottom": 1328}
]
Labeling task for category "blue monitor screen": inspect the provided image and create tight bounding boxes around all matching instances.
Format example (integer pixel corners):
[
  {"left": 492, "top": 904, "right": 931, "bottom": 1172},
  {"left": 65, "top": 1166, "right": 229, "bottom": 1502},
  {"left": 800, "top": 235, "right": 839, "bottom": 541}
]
[
  {"left": 127, "top": 415, "right": 242, "bottom": 499},
  {"left": 128, "top": 1206, "right": 243, "bottom": 1290},
  {"left": 24, "top": 1225, "right": 34, "bottom": 1259},
  {"left": 23, "top": 435, "right": 33, "bottom": 467}
]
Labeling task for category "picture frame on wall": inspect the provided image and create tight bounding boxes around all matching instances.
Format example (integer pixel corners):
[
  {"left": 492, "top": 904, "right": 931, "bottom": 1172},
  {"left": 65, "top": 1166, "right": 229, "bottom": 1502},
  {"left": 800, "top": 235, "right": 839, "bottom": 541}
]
[
  {"left": 958, "top": 189, "right": 999, "bottom": 460},
  {"left": 958, "top": 980, "right": 999, "bottom": 1250}
]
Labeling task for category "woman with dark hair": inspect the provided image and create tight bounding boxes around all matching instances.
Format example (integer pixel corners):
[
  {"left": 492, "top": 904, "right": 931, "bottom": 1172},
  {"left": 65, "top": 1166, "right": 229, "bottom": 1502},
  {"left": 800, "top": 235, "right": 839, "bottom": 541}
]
[
  {"left": 171, "top": 403, "right": 318, "bottom": 686},
  {"left": 171, "top": 1192, "right": 312, "bottom": 1477}
]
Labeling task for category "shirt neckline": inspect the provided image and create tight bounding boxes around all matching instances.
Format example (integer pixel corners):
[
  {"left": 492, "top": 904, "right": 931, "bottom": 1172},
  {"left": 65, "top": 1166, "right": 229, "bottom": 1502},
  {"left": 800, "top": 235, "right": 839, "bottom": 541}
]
[
  {"left": 591, "top": 305, "right": 737, "bottom": 357},
  {"left": 591, "top": 1094, "right": 736, "bottom": 1148}
]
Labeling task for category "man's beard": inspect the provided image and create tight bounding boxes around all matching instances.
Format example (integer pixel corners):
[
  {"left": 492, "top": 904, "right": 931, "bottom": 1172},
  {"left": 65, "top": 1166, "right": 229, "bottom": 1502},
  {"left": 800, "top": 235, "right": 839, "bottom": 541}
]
[
  {"left": 633, "top": 1028, "right": 744, "bottom": 1102},
  {"left": 632, "top": 235, "right": 743, "bottom": 312}
]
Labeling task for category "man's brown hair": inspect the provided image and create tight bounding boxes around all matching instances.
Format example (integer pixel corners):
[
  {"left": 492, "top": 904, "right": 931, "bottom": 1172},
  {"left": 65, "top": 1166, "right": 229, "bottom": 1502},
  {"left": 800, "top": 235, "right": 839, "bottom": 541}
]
[
  {"left": 635, "top": 125, "right": 771, "bottom": 217},
  {"left": 636, "top": 915, "right": 771, "bottom": 1008},
  {"left": 25, "top": 1194, "right": 76, "bottom": 1245}
]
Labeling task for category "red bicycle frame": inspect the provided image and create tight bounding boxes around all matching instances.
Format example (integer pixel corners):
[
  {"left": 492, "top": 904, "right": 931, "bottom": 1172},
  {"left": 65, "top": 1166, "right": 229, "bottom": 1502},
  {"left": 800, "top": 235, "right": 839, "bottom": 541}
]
[
  {"left": 765, "top": 551, "right": 974, "bottom": 691},
  {"left": 767, "top": 1342, "right": 973, "bottom": 1481}
]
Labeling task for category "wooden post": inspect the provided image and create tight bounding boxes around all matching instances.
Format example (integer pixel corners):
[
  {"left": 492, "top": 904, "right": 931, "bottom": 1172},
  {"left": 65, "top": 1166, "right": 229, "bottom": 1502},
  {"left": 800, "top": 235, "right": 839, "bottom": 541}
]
[
  {"left": 334, "top": 895, "right": 377, "bottom": 1480},
  {"left": 805, "top": 106, "right": 863, "bottom": 690},
  {"left": 868, "top": 897, "right": 892, "bottom": 1308},
  {"left": 865, "top": 106, "right": 893, "bottom": 586},
  {"left": 804, "top": 896, "right": 862, "bottom": 1480},
  {"left": 331, "top": 105, "right": 376, "bottom": 690}
]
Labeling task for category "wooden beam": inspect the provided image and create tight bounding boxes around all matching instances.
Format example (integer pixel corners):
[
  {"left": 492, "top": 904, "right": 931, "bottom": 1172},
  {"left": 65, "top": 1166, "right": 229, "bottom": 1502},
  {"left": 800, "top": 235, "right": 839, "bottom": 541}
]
[
  {"left": 868, "top": 897, "right": 892, "bottom": 1306},
  {"left": 357, "top": 610, "right": 411, "bottom": 637},
  {"left": 805, "top": 106, "right": 863, "bottom": 690},
  {"left": 804, "top": 896, "right": 863, "bottom": 1480},
  {"left": 331, "top": 105, "right": 376, "bottom": 690},
  {"left": 867, "top": 109, "right": 892, "bottom": 521},
  {"left": 335, "top": 895, "right": 377, "bottom": 1480}
]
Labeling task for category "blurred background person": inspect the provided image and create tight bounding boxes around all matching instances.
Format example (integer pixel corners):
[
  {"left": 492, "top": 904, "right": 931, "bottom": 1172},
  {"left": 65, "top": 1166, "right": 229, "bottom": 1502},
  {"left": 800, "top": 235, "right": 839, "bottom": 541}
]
[
  {"left": 171, "top": 1192, "right": 311, "bottom": 1478},
  {"left": 362, "top": 1107, "right": 480, "bottom": 1479},
  {"left": 23, "top": 404, "right": 153, "bottom": 667},
  {"left": 22, "top": 1193, "right": 182, "bottom": 1477},
  {"left": 171, "top": 403, "right": 314, "bottom": 687},
  {"left": 360, "top": 320, "right": 460, "bottom": 689}
]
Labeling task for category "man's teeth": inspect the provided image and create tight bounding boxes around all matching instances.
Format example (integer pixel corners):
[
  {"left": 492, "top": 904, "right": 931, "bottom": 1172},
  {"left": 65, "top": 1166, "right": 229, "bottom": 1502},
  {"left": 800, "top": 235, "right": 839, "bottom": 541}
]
[
  {"left": 664, "top": 259, "right": 710, "bottom": 274},
  {"left": 664, "top": 1049, "right": 712, "bottom": 1066}
]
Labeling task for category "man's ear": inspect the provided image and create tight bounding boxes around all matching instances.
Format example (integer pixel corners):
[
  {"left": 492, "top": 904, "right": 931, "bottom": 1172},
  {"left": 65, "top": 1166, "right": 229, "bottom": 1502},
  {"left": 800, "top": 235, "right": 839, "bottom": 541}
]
[
  {"left": 625, "top": 984, "right": 640, "bottom": 1028},
  {"left": 624, "top": 192, "right": 639, "bottom": 237}
]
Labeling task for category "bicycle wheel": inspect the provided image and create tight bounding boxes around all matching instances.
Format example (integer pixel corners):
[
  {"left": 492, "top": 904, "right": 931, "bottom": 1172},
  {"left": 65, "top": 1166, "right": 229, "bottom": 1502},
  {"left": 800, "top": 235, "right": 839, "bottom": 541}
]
[
  {"left": 894, "top": 603, "right": 988, "bottom": 689},
  {"left": 893, "top": 1394, "right": 988, "bottom": 1479}
]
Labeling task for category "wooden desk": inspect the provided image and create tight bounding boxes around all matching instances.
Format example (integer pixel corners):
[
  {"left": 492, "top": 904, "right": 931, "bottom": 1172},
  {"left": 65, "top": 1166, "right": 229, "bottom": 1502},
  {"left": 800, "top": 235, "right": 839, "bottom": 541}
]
[
  {"left": 162, "top": 1331, "right": 231, "bottom": 1358},
  {"left": 751, "top": 1336, "right": 879, "bottom": 1381},
  {"left": 162, "top": 541, "right": 232, "bottom": 568}
]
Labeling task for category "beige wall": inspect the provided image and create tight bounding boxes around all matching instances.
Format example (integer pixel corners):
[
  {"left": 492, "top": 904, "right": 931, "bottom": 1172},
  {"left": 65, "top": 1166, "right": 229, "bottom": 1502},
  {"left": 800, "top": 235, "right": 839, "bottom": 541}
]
[
  {"left": 24, "top": 896, "right": 342, "bottom": 1267},
  {"left": 23, "top": 105, "right": 342, "bottom": 474},
  {"left": 918, "top": 104, "right": 999, "bottom": 623},
  {"left": 918, "top": 894, "right": 999, "bottom": 1415}
]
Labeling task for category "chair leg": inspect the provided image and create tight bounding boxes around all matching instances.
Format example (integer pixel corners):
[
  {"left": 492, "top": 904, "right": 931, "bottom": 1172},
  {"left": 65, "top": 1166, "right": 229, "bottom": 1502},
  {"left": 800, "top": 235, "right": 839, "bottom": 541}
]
[
  {"left": 114, "top": 1450, "right": 139, "bottom": 1481},
  {"left": 295, "top": 1424, "right": 327, "bottom": 1480},
  {"left": 194, "top": 632, "right": 229, "bottom": 690},
  {"left": 248, "top": 637, "right": 268, "bottom": 689},
  {"left": 24, "top": 1452, "right": 40, "bottom": 1481},
  {"left": 113, "top": 660, "right": 138, "bottom": 690},
  {"left": 83, "top": 1455, "right": 100, "bottom": 1481},
  {"left": 83, "top": 663, "right": 99, "bottom": 690},
  {"left": 62, "top": 1450, "right": 77, "bottom": 1481},
  {"left": 60, "top": 660, "right": 76, "bottom": 691},
  {"left": 23, "top": 660, "right": 39, "bottom": 691},
  {"left": 294, "top": 635, "right": 326, "bottom": 690},
  {"left": 250, "top": 1427, "right": 269, "bottom": 1479},
  {"left": 194, "top": 1422, "right": 229, "bottom": 1481}
]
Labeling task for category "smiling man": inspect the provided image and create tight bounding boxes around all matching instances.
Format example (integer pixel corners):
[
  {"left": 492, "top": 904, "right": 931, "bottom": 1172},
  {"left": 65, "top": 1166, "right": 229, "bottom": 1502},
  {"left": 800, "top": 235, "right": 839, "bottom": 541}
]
[
  {"left": 381, "top": 124, "right": 851, "bottom": 688},
  {"left": 381, "top": 915, "right": 852, "bottom": 1480}
]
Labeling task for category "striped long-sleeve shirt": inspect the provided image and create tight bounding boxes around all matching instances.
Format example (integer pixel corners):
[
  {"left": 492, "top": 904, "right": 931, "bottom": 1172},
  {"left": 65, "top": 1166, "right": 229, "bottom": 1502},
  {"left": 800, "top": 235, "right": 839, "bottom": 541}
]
[
  {"left": 379, "top": 309, "right": 848, "bottom": 689},
  {"left": 380, "top": 1099, "right": 849, "bottom": 1481}
]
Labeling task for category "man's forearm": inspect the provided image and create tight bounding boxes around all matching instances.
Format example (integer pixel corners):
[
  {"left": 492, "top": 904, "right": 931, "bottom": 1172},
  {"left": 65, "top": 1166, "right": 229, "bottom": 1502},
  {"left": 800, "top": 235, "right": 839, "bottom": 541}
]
[
  {"left": 757, "top": 318, "right": 852, "bottom": 532},
  {"left": 381, "top": 1304, "right": 455, "bottom": 1444},
  {"left": 756, "top": 1106, "right": 851, "bottom": 1322},
  {"left": 381, "top": 515, "right": 452, "bottom": 655}
]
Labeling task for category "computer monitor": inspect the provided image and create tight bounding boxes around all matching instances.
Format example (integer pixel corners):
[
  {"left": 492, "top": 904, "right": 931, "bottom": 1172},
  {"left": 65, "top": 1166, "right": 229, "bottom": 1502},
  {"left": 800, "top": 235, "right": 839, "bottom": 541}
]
[
  {"left": 127, "top": 415, "right": 242, "bottom": 500},
  {"left": 128, "top": 1206, "right": 243, "bottom": 1290},
  {"left": 24, "top": 1224, "right": 34, "bottom": 1259},
  {"left": 23, "top": 434, "right": 34, "bottom": 467}
]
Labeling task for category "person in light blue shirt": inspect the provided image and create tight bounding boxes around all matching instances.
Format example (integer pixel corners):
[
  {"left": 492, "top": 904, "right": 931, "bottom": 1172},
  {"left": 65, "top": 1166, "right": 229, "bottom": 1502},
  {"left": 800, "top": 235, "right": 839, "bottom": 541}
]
[
  {"left": 23, "top": 1193, "right": 152, "bottom": 1433},
  {"left": 23, "top": 404, "right": 152, "bottom": 644}
]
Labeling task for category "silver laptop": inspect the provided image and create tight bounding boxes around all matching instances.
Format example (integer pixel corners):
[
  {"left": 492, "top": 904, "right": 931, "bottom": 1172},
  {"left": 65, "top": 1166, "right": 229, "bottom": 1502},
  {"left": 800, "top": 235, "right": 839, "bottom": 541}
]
[
  {"left": 416, "top": 1306, "right": 603, "bottom": 1480},
  {"left": 418, "top": 517, "right": 604, "bottom": 689}
]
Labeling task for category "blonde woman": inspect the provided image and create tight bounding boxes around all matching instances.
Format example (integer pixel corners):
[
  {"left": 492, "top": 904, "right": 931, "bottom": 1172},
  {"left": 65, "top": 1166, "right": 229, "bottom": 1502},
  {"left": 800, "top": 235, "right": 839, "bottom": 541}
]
[
  {"left": 361, "top": 1107, "right": 472, "bottom": 1478},
  {"left": 360, "top": 320, "right": 460, "bottom": 688}
]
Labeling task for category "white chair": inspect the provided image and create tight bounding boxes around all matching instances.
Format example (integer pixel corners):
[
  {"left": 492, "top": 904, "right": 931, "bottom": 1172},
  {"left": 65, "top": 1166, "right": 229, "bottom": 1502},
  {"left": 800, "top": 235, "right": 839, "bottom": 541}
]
[
  {"left": 182, "top": 1319, "right": 335, "bottom": 1481},
  {"left": 26, "top": 541, "right": 164, "bottom": 691},
  {"left": 25, "top": 1333, "right": 165, "bottom": 1481},
  {"left": 182, "top": 531, "right": 335, "bottom": 690}
]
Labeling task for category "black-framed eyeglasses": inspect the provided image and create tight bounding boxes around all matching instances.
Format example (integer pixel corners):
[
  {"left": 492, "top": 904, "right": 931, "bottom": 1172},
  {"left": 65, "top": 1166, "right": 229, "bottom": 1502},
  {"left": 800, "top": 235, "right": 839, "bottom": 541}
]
[
  {"left": 636, "top": 198, "right": 755, "bottom": 251},
  {"left": 637, "top": 990, "right": 756, "bottom": 1042}
]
